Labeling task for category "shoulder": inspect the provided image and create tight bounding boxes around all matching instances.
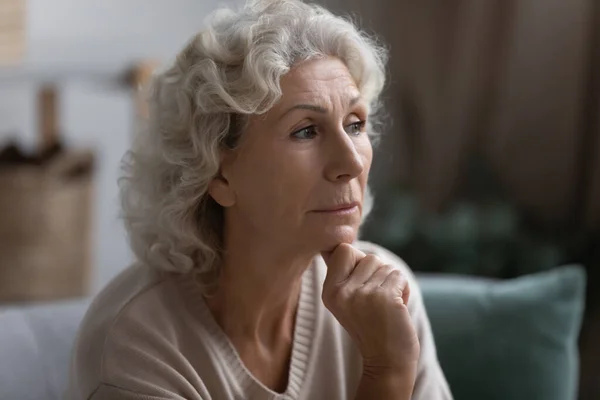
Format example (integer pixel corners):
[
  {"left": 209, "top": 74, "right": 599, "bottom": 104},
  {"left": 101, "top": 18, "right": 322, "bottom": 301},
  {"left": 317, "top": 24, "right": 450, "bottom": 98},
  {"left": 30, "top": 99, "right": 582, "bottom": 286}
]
[{"left": 68, "top": 264, "right": 186, "bottom": 398}]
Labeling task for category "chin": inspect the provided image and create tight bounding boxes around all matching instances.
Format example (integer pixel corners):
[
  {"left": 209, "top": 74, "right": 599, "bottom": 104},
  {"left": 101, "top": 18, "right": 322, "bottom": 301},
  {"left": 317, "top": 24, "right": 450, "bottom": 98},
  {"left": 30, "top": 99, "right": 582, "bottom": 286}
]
[{"left": 315, "top": 224, "right": 359, "bottom": 253}]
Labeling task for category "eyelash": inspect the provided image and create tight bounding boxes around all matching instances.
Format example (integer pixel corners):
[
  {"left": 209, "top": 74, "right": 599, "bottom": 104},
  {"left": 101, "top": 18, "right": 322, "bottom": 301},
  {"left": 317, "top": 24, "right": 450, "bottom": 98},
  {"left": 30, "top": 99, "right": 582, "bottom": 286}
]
[{"left": 291, "top": 120, "right": 366, "bottom": 140}]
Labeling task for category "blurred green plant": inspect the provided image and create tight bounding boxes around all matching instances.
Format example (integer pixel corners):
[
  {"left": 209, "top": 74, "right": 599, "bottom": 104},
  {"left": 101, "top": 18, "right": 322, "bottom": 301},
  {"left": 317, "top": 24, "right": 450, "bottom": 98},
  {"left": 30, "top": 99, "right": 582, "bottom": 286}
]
[{"left": 361, "top": 186, "right": 572, "bottom": 279}]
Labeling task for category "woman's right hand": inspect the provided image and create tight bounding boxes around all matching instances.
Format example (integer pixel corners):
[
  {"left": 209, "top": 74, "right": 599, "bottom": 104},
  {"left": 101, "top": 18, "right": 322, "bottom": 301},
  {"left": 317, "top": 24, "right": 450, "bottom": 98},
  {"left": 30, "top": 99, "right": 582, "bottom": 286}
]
[{"left": 321, "top": 243, "right": 420, "bottom": 378}]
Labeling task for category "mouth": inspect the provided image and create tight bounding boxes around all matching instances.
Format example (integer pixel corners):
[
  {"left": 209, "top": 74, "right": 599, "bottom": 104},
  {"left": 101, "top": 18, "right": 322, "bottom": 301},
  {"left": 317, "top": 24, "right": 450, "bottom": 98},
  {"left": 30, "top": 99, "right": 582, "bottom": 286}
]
[{"left": 312, "top": 201, "right": 360, "bottom": 215}]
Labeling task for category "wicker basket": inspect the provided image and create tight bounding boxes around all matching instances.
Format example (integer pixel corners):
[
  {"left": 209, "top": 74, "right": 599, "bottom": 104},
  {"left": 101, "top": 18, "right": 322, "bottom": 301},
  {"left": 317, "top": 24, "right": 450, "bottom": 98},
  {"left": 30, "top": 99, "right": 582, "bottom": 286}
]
[
  {"left": 0, "top": 85, "right": 95, "bottom": 303},
  {"left": 0, "top": 149, "right": 95, "bottom": 302},
  {"left": 0, "top": 61, "right": 157, "bottom": 303}
]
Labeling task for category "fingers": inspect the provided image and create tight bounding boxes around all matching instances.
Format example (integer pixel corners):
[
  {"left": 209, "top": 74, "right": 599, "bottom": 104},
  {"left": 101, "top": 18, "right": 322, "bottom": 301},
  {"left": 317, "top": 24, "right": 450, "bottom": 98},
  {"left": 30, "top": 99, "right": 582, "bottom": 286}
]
[
  {"left": 322, "top": 243, "right": 366, "bottom": 285},
  {"left": 322, "top": 244, "right": 411, "bottom": 305},
  {"left": 342, "top": 254, "right": 381, "bottom": 289},
  {"left": 380, "top": 269, "right": 411, "bottom": 305},
  {"left": 362, "top": 264, "right": 395, "bottom": 289},
  {"left": 401, "top": 275, "right": 411, "bottom": 305}
]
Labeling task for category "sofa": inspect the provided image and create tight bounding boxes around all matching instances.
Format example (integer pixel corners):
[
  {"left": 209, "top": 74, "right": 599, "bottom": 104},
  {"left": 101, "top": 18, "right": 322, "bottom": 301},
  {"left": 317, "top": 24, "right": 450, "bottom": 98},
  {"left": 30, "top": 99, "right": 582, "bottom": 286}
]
[{"left": 0, "top": 265, "right": 585, "bottom": 400}]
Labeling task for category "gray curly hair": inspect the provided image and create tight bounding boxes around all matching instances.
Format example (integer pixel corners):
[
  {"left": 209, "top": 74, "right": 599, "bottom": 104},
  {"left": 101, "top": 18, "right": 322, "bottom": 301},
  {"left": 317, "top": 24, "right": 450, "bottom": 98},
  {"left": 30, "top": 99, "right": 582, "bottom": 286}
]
[{"left": 119, "top": 0, "right": 388, "bottom": 289}]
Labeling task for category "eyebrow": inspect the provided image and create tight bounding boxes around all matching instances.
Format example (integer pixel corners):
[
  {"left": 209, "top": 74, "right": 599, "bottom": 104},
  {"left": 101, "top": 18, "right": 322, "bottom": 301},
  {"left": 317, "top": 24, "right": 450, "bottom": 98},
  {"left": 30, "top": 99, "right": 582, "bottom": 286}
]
[{"left": 278, "top": 96, "right": 362, "bottom": 121}]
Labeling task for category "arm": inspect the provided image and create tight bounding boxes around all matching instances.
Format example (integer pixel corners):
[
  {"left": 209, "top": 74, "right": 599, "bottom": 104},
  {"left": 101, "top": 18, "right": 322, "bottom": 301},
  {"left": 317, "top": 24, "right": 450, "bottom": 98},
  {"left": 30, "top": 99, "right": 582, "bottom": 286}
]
[
  {"left": 355, "top": 281, "right": 452, "bottom": 400},
  {"left": 374, "top": 244, "right": 453, "bottom": 400},
  {"left": 355, "top": 367, "right": 417, "bottom": 400},
  {"left": 356, "top": 242, "right": 453, "bottom": 400},
  {"left": 322, "top": 242, "right": 453, "bottom": 400},
  {"left": 403, "top": 263, "right": 452, "bottom": 400}
]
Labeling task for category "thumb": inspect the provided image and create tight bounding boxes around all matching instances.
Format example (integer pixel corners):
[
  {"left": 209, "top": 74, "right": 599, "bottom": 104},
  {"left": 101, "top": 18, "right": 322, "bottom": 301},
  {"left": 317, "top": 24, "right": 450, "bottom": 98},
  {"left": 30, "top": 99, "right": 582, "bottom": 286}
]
[
  {"left": 320, "top": 250, "right": 334, "bottom": 266},
  {"left": 321, "top": 243, "right": 365, "bottom": 284}
]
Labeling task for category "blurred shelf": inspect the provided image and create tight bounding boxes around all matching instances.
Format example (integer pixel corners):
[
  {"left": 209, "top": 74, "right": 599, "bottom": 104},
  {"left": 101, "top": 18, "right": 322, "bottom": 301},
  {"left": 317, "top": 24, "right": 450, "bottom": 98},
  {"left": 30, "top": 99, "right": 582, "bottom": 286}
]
[{"left": 0, "top": 64, "right": 137, "bottom": 89}]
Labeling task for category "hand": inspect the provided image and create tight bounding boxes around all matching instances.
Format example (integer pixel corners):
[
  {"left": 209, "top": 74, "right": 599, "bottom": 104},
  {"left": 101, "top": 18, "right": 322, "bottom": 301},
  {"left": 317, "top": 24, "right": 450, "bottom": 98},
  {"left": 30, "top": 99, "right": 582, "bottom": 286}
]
[{"left": 321, "top": 243, "right": 420, "bottom": 375}]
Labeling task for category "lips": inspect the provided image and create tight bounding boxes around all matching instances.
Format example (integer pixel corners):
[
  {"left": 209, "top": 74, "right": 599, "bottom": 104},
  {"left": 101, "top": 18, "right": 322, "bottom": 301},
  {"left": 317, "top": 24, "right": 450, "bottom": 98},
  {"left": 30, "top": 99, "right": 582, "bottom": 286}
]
[{"left": 313, "top": 201, "right": 360, "bottom": 213}]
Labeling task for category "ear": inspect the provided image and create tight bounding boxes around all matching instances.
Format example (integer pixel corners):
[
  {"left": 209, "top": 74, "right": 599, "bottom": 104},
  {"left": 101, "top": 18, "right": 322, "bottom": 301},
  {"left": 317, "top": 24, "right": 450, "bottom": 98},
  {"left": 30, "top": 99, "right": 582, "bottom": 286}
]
[
  {"left": 208, "top": 173, "right": 236, "bottom": 207},
  {"left": 208, "top": 151, "right": 236, "bottom": 208}
]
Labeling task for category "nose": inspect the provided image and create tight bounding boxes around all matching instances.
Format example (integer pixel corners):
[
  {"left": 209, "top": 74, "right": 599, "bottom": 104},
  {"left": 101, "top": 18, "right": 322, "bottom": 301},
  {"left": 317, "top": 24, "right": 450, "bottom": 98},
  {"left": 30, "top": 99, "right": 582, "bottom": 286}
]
[{"left": 323, "top": 128, "right": 365, "bottom": 182}]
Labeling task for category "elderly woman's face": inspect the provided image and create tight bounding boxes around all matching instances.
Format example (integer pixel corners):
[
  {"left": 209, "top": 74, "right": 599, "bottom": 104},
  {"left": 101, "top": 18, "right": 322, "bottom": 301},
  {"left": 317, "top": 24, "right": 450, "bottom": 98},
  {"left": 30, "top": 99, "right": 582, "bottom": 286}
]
[{"left": 213, "top": 56, "right": 372, "bottom": 253}]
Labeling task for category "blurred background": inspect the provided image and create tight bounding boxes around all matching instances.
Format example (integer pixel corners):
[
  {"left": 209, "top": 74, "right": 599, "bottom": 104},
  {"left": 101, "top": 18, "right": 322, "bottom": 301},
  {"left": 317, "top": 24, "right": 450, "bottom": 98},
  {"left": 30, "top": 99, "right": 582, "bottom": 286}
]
[{"left": 0, "top": 0, "right": 598, "bottom": 399}]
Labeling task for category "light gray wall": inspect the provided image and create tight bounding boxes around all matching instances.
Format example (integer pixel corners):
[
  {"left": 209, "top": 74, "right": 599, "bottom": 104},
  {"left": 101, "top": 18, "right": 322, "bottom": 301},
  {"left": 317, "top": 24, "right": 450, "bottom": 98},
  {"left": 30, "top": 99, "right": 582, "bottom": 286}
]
[{"left": 0, "top": 0, "right": 240, "bottom": 293}]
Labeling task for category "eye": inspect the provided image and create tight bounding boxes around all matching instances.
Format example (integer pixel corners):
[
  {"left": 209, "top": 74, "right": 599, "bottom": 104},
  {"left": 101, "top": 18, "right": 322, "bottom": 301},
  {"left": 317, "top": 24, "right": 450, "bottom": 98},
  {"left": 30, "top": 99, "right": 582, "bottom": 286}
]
[
  {"left": 291, "top": 125, "right": 317, "bottom": 140},
  {"left": 345, "top": 120, "right": 366, "bottom": 136}
]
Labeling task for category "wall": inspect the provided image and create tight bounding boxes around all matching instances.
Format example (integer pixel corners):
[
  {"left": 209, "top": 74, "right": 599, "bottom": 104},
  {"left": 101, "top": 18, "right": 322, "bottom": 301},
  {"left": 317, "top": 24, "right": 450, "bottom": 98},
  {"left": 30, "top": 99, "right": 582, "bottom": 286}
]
[{"left": 0, "top": 0, "right": 240, "bottom": 293}]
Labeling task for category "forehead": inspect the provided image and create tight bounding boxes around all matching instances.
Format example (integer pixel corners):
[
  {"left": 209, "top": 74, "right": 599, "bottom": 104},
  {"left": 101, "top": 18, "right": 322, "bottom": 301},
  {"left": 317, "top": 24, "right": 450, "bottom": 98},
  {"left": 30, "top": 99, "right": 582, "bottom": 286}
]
[{"left": 277, "top": 57, "right": 361, "bottom": 106}]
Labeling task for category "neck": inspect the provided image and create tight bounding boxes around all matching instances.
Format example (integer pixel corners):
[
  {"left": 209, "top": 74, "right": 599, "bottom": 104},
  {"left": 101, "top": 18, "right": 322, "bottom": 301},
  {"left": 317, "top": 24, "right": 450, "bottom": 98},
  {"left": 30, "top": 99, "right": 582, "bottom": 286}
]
[{"left": 205, "top": 222, "right": 316, "bottom": 347}]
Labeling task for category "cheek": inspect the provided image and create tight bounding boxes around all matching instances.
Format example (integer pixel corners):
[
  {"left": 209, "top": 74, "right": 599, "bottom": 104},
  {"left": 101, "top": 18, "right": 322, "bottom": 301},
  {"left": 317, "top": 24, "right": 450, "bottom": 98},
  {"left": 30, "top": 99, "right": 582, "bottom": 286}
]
[
  {"left": 355, "top": 141, "right": 373, "bottom": 205},
  {"left": 233, "top": 149, "right": 314, "bottom": 212},
  {"left": 358, "top": 138, "right": 373, "bottom": 177}
]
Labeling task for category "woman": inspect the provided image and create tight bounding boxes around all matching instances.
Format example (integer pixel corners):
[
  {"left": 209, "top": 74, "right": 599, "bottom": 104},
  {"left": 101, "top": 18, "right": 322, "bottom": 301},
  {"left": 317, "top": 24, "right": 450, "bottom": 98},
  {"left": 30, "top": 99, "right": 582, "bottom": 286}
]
[{"left": 68, "top": 0, "right": 452, "bottom": 399}]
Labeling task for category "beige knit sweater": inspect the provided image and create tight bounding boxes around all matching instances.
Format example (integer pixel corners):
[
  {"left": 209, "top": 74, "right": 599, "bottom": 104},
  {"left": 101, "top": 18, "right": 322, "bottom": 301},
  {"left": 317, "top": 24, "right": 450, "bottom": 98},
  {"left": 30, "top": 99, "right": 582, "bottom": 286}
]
[{"left": 66, "top": 241, "right": 452, "bottom": 399}]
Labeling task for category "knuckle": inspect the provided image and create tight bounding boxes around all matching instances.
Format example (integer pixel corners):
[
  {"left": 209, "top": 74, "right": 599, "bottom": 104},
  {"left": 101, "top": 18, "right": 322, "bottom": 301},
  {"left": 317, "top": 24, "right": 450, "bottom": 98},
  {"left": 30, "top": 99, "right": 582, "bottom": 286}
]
[
  {"left": 363, "top": 254, "right": 381, "bottom": 265},
  {"left": 380, "top": 264, "right": 396, "bottom": 275},
  {"left": 388, "top": 269, "right": 401, "bottom": 279},
  {"left": 338, "top": 243, "right": 352, "bottom": 251},
  {"left": 384, "top": 265, "right": 398, "bottom": 274},
  {"left": 397, "top": 273, "right": 409, "bottom": 288}
]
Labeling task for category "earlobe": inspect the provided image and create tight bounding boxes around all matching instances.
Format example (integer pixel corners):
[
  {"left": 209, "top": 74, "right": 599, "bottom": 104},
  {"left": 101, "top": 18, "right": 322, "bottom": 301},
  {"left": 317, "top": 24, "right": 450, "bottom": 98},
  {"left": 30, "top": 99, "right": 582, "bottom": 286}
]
[
  {"left": 210, "top": 147, "right": 237, "bottom": 207},
  {"left": 208, "top": 175, "right": 236, "bottom": 207}
]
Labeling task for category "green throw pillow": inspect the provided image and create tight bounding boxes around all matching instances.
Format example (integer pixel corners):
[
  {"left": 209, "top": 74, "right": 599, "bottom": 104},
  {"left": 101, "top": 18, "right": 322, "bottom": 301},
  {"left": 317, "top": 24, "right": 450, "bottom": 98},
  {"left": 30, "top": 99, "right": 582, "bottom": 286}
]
[{"left": 418, "top": 265, "right": 586, "bottom": 400}]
